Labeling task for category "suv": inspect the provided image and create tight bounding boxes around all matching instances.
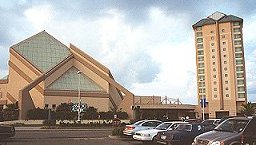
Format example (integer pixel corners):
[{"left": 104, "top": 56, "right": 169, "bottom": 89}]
[{"left": 193, "top": 116, "right": 256, "bottom": 145}]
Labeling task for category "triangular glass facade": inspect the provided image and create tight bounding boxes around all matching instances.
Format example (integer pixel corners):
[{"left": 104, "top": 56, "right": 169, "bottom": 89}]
[
  {"left": 12, "top": 31, "right": 71, "bottom": 72},
  {"left": 46, "top": 67, "right": 105, "bottom": 92}
]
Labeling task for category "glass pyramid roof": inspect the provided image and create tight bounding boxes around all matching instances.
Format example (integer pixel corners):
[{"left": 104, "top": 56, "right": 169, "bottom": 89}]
[
  {"left": 46, "top": 67, "right": 105, "bottom": 92},
  {"left": 12, "top": 31, "right": 71, "bottom": 72}
]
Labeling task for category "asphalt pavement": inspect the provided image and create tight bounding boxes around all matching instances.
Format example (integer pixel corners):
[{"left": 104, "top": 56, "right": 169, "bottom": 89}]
[{"left": 0, "top": 128, "right": 144, "bottom": 145}]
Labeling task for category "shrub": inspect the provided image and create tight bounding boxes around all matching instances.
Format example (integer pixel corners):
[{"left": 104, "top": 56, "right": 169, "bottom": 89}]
[
  {"left": 27, "top": 108, "right": 48, "bottom": 120},
  {"left": 111, "top": 127, "right": 124, "bottom": 136}
]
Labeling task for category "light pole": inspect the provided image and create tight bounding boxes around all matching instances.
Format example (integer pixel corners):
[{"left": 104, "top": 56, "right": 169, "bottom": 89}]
[{"left": 77, "top": 71, "right": 81, "bottom": 123}]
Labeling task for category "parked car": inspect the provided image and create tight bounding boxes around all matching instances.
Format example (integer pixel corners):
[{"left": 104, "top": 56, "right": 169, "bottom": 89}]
[
  {"left": 154, "top": 123, "right": 205, "bottom": 145},
  {"left": 133, "top": 121, "right": 187, "bottom": 142},
  {"left": 0, "top": 124, "right": 15, "bottom": 139},
  {"left": 123, "top": 120, "right": 162, "bottom": 136},
  {"left": 201, "top": 119, "right": 220, "bottom": 131},
  {"left": 192, "top": 116, "right": 256, "bottom": 145}
]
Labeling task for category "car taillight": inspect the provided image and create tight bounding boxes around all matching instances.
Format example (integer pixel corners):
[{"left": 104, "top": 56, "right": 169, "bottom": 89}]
[
  {"left": 126, "top": 126, "right": 135, "bottom": 130},
  {"left": 241, "top": 134, "right": 244, "bottom": 144}
]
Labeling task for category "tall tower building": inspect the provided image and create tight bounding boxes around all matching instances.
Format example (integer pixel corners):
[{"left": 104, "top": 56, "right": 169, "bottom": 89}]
[{"left": 192, "top": 12, "right": 247, "bottom": 119}]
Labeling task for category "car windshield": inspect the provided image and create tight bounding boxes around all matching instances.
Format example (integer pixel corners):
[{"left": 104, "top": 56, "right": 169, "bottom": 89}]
[
  {"left": 215, "top": 119, "right": 249, "bottom": 133},
  {"left": 155, "top": 123, "right": 173, "bottom": 130},
  {"left": 176, "top": 124, "right": 192, "bottom": 131}
]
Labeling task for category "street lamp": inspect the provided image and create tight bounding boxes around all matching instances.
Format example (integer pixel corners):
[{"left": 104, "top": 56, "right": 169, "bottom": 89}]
[{"left": 77, "top": 71, "right": 81, "bottom": 123}]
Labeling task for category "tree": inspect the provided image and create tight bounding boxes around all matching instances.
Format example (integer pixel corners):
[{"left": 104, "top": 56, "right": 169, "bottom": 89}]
[
  {"left": 241, "top": 102, "right": 255, "bottom": 116},
  {"left": 82, "top": 106, "right": 98, "bottom": 120},
  {"left": 55, "top": 103, "right": 76, "bottom": 120}
]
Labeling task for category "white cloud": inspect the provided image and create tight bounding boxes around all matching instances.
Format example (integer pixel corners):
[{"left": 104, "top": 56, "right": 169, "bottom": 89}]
[{"left": 24, "top": 5, "right": 53, "bottom": 30}]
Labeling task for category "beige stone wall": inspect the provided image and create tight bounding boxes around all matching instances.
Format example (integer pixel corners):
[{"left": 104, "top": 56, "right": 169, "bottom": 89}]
[
  {"left": 0, "top": 82, "right": 7, "bottom": 103},
  {"left": 109, "top": 84, "right": 123, "bottom": 109},
  {"left": 44, "top": 96, "right": 110, "bottom": 112}
]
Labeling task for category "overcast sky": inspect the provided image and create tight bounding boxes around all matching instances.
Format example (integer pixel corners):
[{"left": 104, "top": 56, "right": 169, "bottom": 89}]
[{"left": 0, "top": 0, "right": 256, "bottom": 104}]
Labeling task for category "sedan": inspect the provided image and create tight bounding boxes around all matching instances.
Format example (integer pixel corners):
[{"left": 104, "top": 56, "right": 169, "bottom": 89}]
[
  {"left": 123, "top": 120, "right": 162, "bottom": 136},
  {"left": 133, "top": 121, "right": 187, "bottom": 142},
  {"left": 155, "top": 123, "right": 205, "bottom": 145}
]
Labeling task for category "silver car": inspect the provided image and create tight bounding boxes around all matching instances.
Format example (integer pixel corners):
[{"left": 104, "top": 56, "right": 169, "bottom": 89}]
[{"left": 123, "top": 120, "right": 162, "bottom": 136}]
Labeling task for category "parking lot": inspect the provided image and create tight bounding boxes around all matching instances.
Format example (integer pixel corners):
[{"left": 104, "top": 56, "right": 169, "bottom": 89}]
[{"left": 0, "top": 129, "right": 145, "bottom": 145}]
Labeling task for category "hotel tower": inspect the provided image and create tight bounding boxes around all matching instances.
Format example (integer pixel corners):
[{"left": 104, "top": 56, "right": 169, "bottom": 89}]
[{"left": 192, "top": 12, "right": 247, "bottom": 118}]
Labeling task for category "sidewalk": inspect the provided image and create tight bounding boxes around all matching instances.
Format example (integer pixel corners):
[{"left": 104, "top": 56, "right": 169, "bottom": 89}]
[{"left": 15, "top": 126, "right": 113, "bottom": 131}]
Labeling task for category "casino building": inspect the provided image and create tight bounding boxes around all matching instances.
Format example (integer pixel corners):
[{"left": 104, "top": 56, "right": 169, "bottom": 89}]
[{"left": 0, "top": 31, "right": 134, "bottom": 119}]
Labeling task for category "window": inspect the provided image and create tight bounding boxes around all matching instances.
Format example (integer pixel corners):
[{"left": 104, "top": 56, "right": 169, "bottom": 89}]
[
  {"left": 198, "top": 50, "right": 204, "bottom": 55},
  {"left": 225, "top": 87, "right": 229, "bottom": 90},
  {"left": 211, "top": 30, "right": 214, "bottom": 34},
  {"left": 236, "top": 60, "right": 243, "bottom": 65},
  {"left": 198, "top": 69, "right": 205, "bottom": 74},
  {"left": 213, "top": 68, "right": 216, "bottom": 71},
  {"left": 44, "top": 104, "right": 49, "bottom": 109},
  {"left": 222, "top": 35, "right": 225, "bottom": 38},
  {"left": 225, "top": 74, "right": 228, "bottom": 77},
  {"left": 224, "top": 61, "right": 227, "bottom": 64},
  {"left": 197, "top": 38, "right": 203, "bottom": 43},
  {"left": 0, "top": 92, "right": 2, "bottom": 98},
  {"left": 234, "top": 40, "right": 242, "bottom": 45},
  {"left": 224, "top": 67, "right": 227, "bottom": 71},
  {"left": 211, "top": 36, "right": 214, "bottom": 40},
  {"left": 198, "top": 56, "right": 204, "bottom": 61},
  {"left": 226, "top": 94, "right": 229, "bottom": 97},
  {"left": 214, "top": 88, "right": 217, "bottom": 91},
  {"left": 142, "top": 121, "right": 162, "bottom": 127},
  {"left": 211, "top": 43, "right": 214, "bottom": 46},
  {"left": 235, "top": 53, "right": 243, "bottom": 58},
  {"left": 213, "top": 81, "right": 217, "bottom": 85},
  {"left": 233, "top": 22, "right": 240, "bottom": 26},
  {"left": 234, "top": 28, "right": 240, "bottom": 32},
  {"left": 223, "top": 48, "right": 226, "bottom": 51},
  {"left": 213, "top": 75, "right": 216, "bottom": 78},
  {"left": 225, "top": 81, "right": 228, "bottom": 84},
  {"left": 222, "top": 42, "right": 226, "bottom": 45},
  {"left": 212, "top": 49, "right": 215, "bottom": 52},
  {"left": 199, "top": 82, "right": 205, "bottom": 87},
  {"left": 238, "top": 86, "right": 245, "bottom": 92},
  {"left": 222, "top": 29, "right": 225, "bottom": 32},
  {"left": 199, "top": 88, "right": 206, "bottom": 93},
  {"left": 197, "top": 27, "right": 202, "bottom": 31},
  {"left": 213, "top": 62, "right": 216, "bottom": 65},
  {"left": 237, "top": 80, "right": 244, "bottom": 85},
  {"left": 223, "top": 55, "right": 226, "bottom": 57},
  {"left": 199, "top": 63, "right": 204, "bottom": 68},
  {"left": 236, "top": 66, "right": 243, "bottom": 71},
  {"left": 237, "top": 73, "right": 244, "bottom": 78},
  {"left": 214, "top": 95, "right": 217, "bottom": 98},
  {"left": 212, "top": 55, "right": 215, "bottom": 59},
  {"left": 199, "top": 76, "right": 205, "bottom": 81},
  {"left": 197, "top": 32, "right": 203, "bottom": 37},
  {"left": 235, "top": 47, "right": 242, "bottom": 52},
  {"left": 238, "top": 93, "right": 245, "bottom": 98},
  {"left": 234, "top": 34, "right": 241, "bottom": 39}
]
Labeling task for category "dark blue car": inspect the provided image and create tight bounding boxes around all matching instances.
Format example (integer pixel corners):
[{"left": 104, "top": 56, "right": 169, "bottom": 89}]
[{"left": 154, "top": 123, "right": 205, "bottom": 145}]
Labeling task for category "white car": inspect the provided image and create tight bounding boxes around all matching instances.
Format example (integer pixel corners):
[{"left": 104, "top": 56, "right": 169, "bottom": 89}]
[
  {"left": 123, "top": 120, "right": 162, "bottom": 136},
  {"left": 133, "top": 121, "right": 187, "bottom": 142}
]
